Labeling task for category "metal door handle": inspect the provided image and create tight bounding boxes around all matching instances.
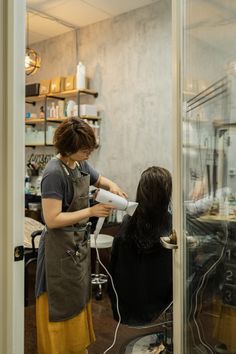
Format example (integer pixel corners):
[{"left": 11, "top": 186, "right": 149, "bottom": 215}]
[{"left": 160, "top": 230, "right": 178, "bottom": 250}]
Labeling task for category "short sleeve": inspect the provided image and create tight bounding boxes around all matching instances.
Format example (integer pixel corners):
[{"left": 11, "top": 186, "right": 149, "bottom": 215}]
[
  {"left": 41, "top": 170, "right": 64, "bottom": 200},
  {"left": 81, "top": 161, "right": 100, "bottom": 185}
]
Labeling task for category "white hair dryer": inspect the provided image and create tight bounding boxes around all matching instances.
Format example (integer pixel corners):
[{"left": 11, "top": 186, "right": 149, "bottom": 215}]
[
  {"left": 93, "top": 189, "right": 138, "bottom": 240},
  {"left": 95, "top": 188, "right": 138, "bottom": 216}
]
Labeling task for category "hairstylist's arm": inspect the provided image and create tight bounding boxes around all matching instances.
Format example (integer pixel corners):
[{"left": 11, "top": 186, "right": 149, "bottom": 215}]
[
  {"left": 42, "top": 198, "right": 114, "bottom": 229},
  {"left": 95, "top": 175, "right": 128, "bottom": 198}
]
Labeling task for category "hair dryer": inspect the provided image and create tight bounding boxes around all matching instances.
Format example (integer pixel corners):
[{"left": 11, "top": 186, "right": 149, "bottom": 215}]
[
  {"left": 93, "top": 189, "right": 138, "bottom": 239},
  {"left": 95, "top": 188, "right": 138, "bottom": 216}
]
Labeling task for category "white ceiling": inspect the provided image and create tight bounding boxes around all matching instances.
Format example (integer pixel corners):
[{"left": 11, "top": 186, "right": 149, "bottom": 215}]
[
  {"left": 27, "top": 0, "right": 236, "bottom": 56},
  {"left": 186, "top": 0, "right": 236, "bottom": 56},
  {"left": 27, "top": 0, "right": 158, "bottom": 44}
]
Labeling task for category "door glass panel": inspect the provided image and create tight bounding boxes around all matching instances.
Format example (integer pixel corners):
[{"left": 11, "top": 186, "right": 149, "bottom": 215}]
[{"left": 183, "top": 1, "right": 236, "bottom": 353}]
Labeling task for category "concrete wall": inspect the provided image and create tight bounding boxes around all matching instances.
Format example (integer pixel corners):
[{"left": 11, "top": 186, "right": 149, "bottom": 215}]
[{"left": 27, "top": 0, "right": 172, "bottom": 198}]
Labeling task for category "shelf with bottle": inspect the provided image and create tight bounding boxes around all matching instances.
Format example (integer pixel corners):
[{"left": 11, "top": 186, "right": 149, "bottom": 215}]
[
  {"left": 25, "top": 88, "right": 101, "bottom": 146},
  {"left": 25, "top": 118, "right": 45, "bottom": 125},
  {"left": 46, "top": 116, "right": 101, "bottom": 123},
  {"left": 26, "top": 89, "right": 98, "bottom": 102}
]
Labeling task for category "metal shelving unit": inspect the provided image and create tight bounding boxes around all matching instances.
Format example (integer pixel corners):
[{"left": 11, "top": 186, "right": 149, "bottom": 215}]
[{"left": 25, "top": 89, "right": 100, "bottom": 147}]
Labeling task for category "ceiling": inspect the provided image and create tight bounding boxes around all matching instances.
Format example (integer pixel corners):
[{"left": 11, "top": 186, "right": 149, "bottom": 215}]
[
  {"left": 27, "top": 0, "right": 236, "bottom": 57},
  {"left": 27, "top": 0, "right": 159, "bottom": 44},
  {"left": 186, "top": 0, "right": 236, "bottom": 56}
]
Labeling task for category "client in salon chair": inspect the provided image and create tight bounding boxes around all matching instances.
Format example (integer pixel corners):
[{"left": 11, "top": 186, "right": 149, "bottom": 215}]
[{"left": 108, "top": 166, "right": 173, "bottom": 325}]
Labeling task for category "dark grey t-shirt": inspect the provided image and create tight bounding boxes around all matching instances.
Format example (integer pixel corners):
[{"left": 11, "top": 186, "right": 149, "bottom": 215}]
[
  {"left": 35, "top": 158, "right": 99, "bottom": 298},
  {"left": 41, "top": 158, "right": 99, "bottom": 213}
]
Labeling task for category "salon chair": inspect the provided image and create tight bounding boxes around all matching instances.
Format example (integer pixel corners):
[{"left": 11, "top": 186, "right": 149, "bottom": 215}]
[
  {"left": 120, "top": 305, "right": 173, "bottom": 354},
  {"left": 90, "top": 233, "right": 114, "bottom": 300},
  {"left": 24, "top": 217, "right": 44, "bottom": 306}
]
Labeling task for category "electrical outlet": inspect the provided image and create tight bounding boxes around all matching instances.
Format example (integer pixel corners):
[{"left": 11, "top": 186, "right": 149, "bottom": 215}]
[{"left": 229, "top": 168, "right": 236, "bottom": 177}]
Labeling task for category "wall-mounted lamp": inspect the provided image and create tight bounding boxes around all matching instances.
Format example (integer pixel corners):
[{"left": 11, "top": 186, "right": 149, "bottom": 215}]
[{"left": 25, "top": 13, "right": 41, "bottom": 76}]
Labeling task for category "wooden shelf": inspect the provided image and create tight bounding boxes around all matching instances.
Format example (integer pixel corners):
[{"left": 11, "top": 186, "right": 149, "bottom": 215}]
[
  {"left": 25, "top": 116, "right": 101, "bottom": 124},
  {"left": 47, "top": 118, "right": 67, "bottom": 123},
  {"left": 47, "top": 116, "right": 101, "bottom": 122},
  {"left": 25, "top": 118, "right": 44, "bottom": 124},
  {"left": 52, "top": 89, "right": 98, "bottom": 97},
  {"left": 198, "top": 214, "right": 236, "bottom": 223},
  {"left": 25, "top": 95, "right": 46, "bottom": 102},
  {"left": 26, "top": 89, "right": 98, "bottom": 101},
  {"left": 25, "top": 144, "right": 45, "bottom": 147},
  {"left": 80, "top": 115, "right": 101, "bottom": 120},
  {"left": 25, "top": 88, "right": 100, "bottom": 148}
]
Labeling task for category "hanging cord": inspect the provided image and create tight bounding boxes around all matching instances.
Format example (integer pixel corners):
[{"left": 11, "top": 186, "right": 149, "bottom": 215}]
[
  {"left": 93, "top": 217, "right": 121, "bottom": 354},
  {"left": 192, "top": 227, "right": 228, "bottom": 353},
  {"left": 93, "top": 217, "right": 173, "bottom": 353}
]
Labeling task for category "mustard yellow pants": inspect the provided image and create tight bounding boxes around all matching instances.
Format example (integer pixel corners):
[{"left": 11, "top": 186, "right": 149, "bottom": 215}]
[
  {"left": 36, "top": 293, "right": 95, "bottom": 354},
  {"left": 214, "top": 303, "right": 236, "bottom": 353}
]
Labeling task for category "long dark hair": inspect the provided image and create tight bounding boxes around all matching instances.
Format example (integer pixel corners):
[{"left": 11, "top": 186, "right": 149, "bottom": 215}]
[{"left": 125, "top": 166, "right": 172, "bottom": 250}]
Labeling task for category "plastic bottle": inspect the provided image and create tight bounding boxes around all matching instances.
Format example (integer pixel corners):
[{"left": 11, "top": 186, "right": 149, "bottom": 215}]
[
  {"left": 25, "top": 174, "right": 31, "bottom": 194},
  {"left": 93, "top": 121, "right": 100, "bottom": 144},
  {"left": 219, "top": 196, "right": 225, "bottom": 216},
  {"left": 224, "top": 196, "right": 229, "bottom": 217},
  {"left": 50, "top": 102, "right": 56, "bottom": 118},
  {"left": 76, "top": 62, "right": 86, "bottom": 90},
  {"left": 39, "top": 106, "right": 45, "bottom": 119},
  {"left": 55, "top": 105, "right": 59, "bottom": 119},
  {"left": 36, "top": 175, "right": 42, "bottom": 196}
]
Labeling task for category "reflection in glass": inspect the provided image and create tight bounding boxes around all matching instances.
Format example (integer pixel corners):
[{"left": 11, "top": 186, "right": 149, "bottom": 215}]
[{"left": 183, "top": 1, "right": 236, "bottom": 353}]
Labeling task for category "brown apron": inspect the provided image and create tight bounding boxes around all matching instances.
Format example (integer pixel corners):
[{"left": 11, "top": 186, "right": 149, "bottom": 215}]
[{"left": 45, "top": 160, "right": 91, "bottom": 322}]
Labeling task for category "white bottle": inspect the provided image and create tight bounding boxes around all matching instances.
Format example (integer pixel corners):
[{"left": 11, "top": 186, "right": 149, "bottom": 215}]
[
  {"left": 36, "top": 175, "right": 42, "bottom": 196},
  {"left": 224, "top": 196, "right": 229, "bottom": 217},
  {"left": 94, "top": 121, "right": 100, "bottom": 144},
  {"left": 55, "top": 105, "right": 59, "bottom": 119},
  {"left": 76, "top": 62, "right": 86, "bottom": 90},
  {"left": 50, "top": 102, "right": 56, "bottom": 118},
  {"left": 219, "top": 196, "right": 225, "bottom": 216}
]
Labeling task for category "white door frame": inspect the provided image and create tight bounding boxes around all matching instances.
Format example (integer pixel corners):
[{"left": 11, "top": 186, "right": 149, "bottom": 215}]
[
  {"left": 0, "top": 0, "right": 25, "bottom": 353},
  {"left": 172, "top": 1, "right": 184, "bottom": 353}
]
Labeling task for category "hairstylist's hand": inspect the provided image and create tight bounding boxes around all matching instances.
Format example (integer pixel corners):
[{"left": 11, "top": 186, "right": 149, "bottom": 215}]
[
  {"left": 89, "top": 203, "right": 114, "bottom": 218},
  {"left": 109, "top": 182, "right": 128, "bottom": 199}
]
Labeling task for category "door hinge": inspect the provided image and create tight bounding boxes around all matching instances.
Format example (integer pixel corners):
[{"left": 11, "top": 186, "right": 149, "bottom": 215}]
[{"left": 14, "top": 246, "right": 24, "bottom": 261}]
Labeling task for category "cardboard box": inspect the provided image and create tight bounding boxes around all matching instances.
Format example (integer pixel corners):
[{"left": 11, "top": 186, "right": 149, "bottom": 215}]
[
  {"left": 64, "top": 75, "right": 75, "bottom": 91},
  {"left": 39, "top": 79, "right": 51, "bottom": 95},
  {"left": 50, "top": 77, "right": 61, "bottom": 93}
]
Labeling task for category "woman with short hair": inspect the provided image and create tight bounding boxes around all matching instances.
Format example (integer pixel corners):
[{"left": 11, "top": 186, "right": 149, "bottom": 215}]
[{"left": 36, "top": 117, "right": 127, "bottom": 354}]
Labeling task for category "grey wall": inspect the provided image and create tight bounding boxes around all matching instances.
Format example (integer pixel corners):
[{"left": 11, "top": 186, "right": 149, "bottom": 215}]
[
  {"left": 27, "top": 30, "right": 78, "bottom": 82},
  {"left": 27, "top": 0, "right": 172, "bottom": 198}
]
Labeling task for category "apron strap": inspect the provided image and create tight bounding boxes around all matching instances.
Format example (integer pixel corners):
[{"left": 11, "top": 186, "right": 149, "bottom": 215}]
[{"left": 46, "top": 222, "right": 91, "bottom": 233}]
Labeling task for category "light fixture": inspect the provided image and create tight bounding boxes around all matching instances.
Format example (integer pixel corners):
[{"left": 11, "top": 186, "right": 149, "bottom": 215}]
[{"left": 25, "top": 12, "right": 41, "bottom": 76}]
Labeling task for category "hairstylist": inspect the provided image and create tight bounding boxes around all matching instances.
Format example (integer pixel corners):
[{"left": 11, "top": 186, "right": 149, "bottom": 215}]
[{"left": 35, "top": 117, "right": 127, "bottom": 354}]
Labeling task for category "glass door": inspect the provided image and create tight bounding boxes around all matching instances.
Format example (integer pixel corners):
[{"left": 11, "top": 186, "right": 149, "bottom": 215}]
[{"left": 175, "top": 0, "right": 236, "bottom": 353}]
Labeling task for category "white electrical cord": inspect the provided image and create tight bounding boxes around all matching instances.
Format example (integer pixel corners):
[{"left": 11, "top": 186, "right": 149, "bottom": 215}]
[
  {"left": 93, "top": 217, "right": 174, "bottom": 353},
  {"left": 192, "top": 228, "right": 228, "bottom": 354},
  {"left": 93, "top": 216, "right": 121, "bottom": 354}
]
